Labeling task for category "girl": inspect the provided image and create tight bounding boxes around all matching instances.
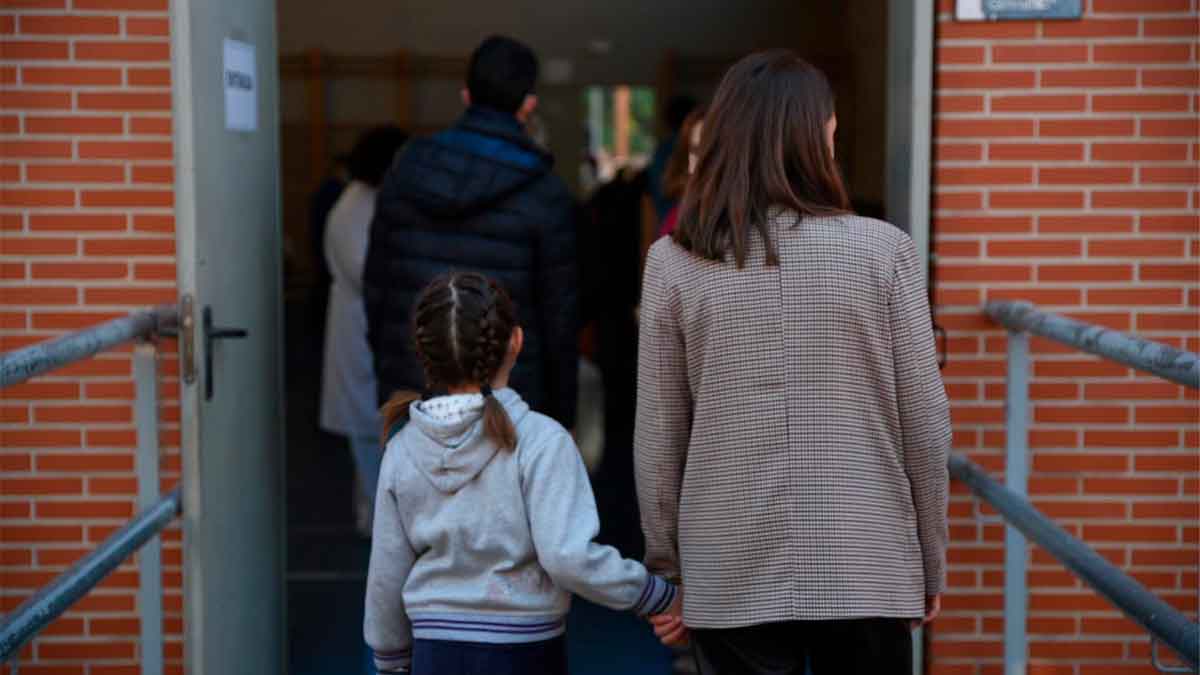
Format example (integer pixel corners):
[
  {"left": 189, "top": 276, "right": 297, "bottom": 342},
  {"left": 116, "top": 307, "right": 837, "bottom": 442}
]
[
  {"left": 636, "top": 51, "right": 950, "bottom": 673},
  {"left": 364, "top": 272, "right": 679, "bottom": 675}
]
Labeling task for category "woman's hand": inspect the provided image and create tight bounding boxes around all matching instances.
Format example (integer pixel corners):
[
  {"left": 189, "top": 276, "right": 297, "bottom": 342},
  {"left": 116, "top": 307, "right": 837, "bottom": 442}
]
[
  {"left": 649, "top": 589, "right": 689, "bottom": 647},
  {"left": 910, "top": 594, "right": 941, "bottom": 631}
]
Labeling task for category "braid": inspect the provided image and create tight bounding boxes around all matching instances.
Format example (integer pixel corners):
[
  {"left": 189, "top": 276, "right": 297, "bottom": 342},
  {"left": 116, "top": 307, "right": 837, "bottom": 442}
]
[{"left": 408, "top": 272, "right": 517, "bottom": 391}]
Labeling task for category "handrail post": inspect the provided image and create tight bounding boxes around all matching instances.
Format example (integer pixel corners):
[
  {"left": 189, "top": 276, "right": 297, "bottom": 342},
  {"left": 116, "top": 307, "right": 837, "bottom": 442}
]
[
  {"left": 133, "top": 342, "right": 163, "bottom": 675},
  {"left": 1005, "top": 330, "right": 1030, "bottom": 675}
]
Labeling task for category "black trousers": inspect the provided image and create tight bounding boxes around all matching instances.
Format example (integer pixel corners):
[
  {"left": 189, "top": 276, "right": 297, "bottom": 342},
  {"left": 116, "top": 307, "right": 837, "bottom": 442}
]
[
  {"left": 410, "top": 637, "right": 567, "bottom": 675},
  {"left": 692, "top": 619, "right": 912, "bottom": 675}
]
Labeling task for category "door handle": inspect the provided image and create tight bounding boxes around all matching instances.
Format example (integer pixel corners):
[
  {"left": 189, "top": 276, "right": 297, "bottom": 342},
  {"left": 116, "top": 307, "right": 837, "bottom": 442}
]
[{"left": 203, "top": 306, "right": 249, "bottom": 401}]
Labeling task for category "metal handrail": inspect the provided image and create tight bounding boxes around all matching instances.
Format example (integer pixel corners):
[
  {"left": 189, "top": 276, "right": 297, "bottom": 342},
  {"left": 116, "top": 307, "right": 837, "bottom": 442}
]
[
  {"left": 0, "top": 305, "right": 178, "bottom": 388},
  {"left": 0, "top": 488, "right": 182, "bottom": 661},
  {"left": 986, "top": 300, "right": 1200, "bottom": 388},
  {"left": 950, "top": 455, "right": 1199, "bottom": 669},
  {"left": 1, "top": 306, "right": 181, "bottom": 674}
]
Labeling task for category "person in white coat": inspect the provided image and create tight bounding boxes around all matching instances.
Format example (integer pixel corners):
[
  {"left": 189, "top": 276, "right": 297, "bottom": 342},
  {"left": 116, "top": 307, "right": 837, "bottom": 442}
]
[{"left": 320, "top": 125, "right": 408, "bottom": 536}]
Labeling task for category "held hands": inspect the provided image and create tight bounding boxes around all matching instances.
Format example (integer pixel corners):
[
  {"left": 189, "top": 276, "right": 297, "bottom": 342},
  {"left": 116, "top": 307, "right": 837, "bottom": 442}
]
[
  {"left": 648, "top": 588, "right": 688, "bottom": 647},
  {"left": 910, "top": 594, "right": 941, "bottom": 631}
]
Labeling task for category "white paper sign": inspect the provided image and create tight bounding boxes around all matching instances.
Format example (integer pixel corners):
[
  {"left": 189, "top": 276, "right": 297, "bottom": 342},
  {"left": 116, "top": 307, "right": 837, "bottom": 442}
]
[{"left": 223, "top": 39, "right": 257, "bottom": 132}]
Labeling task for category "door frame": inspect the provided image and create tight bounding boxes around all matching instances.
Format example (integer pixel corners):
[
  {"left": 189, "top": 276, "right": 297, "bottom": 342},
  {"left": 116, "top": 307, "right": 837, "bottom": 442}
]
[{"left": 170, "top": 0, "right": 287, "bottom": 671}]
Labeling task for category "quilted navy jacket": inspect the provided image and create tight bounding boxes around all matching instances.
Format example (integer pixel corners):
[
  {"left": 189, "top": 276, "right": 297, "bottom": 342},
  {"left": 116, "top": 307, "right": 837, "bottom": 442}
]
[{"left": 363, "top": 106, "right": 579, "bottom": 428}]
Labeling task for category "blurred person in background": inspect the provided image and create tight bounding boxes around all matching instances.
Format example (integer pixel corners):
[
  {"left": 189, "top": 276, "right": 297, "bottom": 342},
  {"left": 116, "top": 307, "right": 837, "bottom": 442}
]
[
  {"left": 658, "top": 104, "right": 706, "bottom": 238},
  {"left": 646, "top": 94, "right": 698, "bottom": 221},
  {"left": 320, "top": 124, "right": 409, "bottom": 537}
]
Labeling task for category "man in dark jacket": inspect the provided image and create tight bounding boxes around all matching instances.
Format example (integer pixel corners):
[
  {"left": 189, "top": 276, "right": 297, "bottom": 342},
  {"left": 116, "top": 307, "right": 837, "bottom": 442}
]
[{"left": 364, "top": 35, "right": 578, "bottom": 428}]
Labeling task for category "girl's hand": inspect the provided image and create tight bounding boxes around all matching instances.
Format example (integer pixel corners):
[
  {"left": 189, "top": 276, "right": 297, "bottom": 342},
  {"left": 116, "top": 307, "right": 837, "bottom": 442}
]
[{"left": 649, "top": 588, "right": 688, "bottom": 647}]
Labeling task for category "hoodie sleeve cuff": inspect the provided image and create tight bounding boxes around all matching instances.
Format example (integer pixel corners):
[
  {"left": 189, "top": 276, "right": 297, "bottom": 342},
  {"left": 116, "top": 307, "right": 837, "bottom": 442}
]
[
  {"left": 374, "top": 648, "right": 412, "bottom": 673},
  {"left": 632, "top": 574, "right": 678, "bottom": 617}
]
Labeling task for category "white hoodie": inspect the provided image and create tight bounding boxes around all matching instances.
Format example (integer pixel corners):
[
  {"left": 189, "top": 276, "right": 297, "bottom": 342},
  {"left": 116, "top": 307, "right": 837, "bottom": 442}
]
[{"left": 364, "top": 388, "right": 676, "bottom": 674}]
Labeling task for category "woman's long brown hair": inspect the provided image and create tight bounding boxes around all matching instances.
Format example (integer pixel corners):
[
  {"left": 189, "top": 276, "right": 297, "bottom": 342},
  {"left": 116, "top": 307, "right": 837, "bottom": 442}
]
[
  {"left": 379, "top": 273, "right": 518, "bottom": 450},
  {"left": 674, "top": 50, "right": 850, "bottom": 267}
]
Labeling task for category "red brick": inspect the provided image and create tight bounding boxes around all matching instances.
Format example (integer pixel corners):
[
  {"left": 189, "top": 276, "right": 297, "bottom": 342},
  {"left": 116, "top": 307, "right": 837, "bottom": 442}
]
[
  {"left": 1036, "top": 218, "right": 1128, "bottom": 236},
  {"left": 1088, "top": 288, "right": 1184, "bottom": 306},
  {"left": 82, "top": 238, "right": 175, "bottom": 257},
  {"left": 1030, "top": 592, "right": 1116, "bottom": 612},
  {"left": 1038, "top": 167, "right": 1131, "bottom": 185},
  {"left": 1141, "top": 117, "right": 1200, "bottom": 137},
  {"left": 990, "top": 191, "right": 1083, "bottom": 210},
  {"left": 1092, "top": 0, "right": 1190, "bottom": 10},
  {"left": 1141, "top": 455, "right": 1200, "bottom": 479},
  {"left": 23, "top": 115, "right": 123, "bottom": 135},
  {"left": 0, "top": 140, "right": 71, "bottom": 159},
  {"left": 1085, "top": 382, "right": 1182, "bottom": 400},
  {"left": 1090, "top": 238, "right": 1185, "bottom": 257},
  {"left": 1034, "top": 360, "right": 1130, "bottom": 377},
  {"left": 74, "top": 0, "right": 166, "bottom": 7},
  {"left": 130, "top": 116, "right": 171, "bottom": 135},
  {"left": 986, "top": 240, "right": 1080, "bottom": 257},
  {"left": 993, "top": 44, "right": 1088, "bottom": 63},
  {"left": 28, "top": 214, "right": 126, "bottom": 232},
  {"left": 1093, "top": 191, "right": 1190, "bottom": 210},
  {"left": 25, "top": 164, "right": 125, "bottom": 183},
  {"left": 937, "top": 22, "right": 1038, "bottom": 39},
  {"left": 937, "top": 118, "right": 1035, "bottom": 137},
  {"left": 1086, "top": 427, "right": 1181, "bottom": 448},
  {"left": 0, "top": 188, "right": 76, "bottom": 209},
  {"left": 38, "top": 642, "right": 135, "bottom": 661},
  {"left": 938, "top": 264, "right": 1032, "bottom": 283},
  {"left": 90, "top": 618, "right": 140, "bottom": 636},
  {"left": 935, "top": 167, "right": 1032, "bottom": 185},
  {"left": 0, "top": 286, "right": 76, "bottom": 306},
  {"left": 1084, "top": 524, "right": 1177, "bottom": 543},
  {"left": 37, "top": 500, "right": 134, "bottom": 519},
  {"left": 36, "top": 452, "right": 133, "bottom": 472},
  {"left": 0, "top": 525, "right": 82, "bottom": 543},
  {"left": 85, "top": 287, "right": 175, "bottom": 305},
  {"left": 77, "top": 91, "right": 171, "bottom": 112},
  {"left": 1093, "top": 94, "right": 1191, "bottom": 113},
  {"left": 1138, "top": 312, "right": 1199, "bottom": 332},
  {"left": 134, "top": 263, "right": 175, "bottom": 281},
  {"left": 1042, "top": 19, "right": 1139, "bottom": 38},
  {"left": 21, "top": 66, "right": 121, "bottom": 86},
  {"left": 34, "top": 404, "right": 131, "bottom": 424},
  {"left": 79, "top": 140, "right": 171, "bottom": 160},
  {"left": 81, "top": 190, "right": 173, "bottom": 208},
  {"left": 932, "top": 191, "right": 983, "bottom": 210},
  {"left": 934, "top": 240, "right": 981, "bottom": 258},
  {"left": 131, "top": 165, "right": 173, "bottom": 184},
  {"left": 1035, "top": 406, "right": 1128, "bottom": 424},
  {"left": 1030, "top": 641, "right": 1124, "bottom": 659},
  {"left": 74, "top": 41, "right": 170, "bottom": 62},
  {"left": 1141, "top": 166, "right": 1200, "bottom": 185},
  {"left": 1033, "top": 500, "right": 1126, "bottom": 518},
  {"left": 936, "top": 95, "right": 985, "bottom": 114},
  {"left": 1041, "top": 68, "right": 1138, "bottom": 88},
  {"left": 989, "top": 143, "right": 1083, "bottom": 161},
  {"left": 935, "top": 215, "right": 1031, "bottom": 234},
  {"left": 936, "top": 69, "right": 1037, "bottom": 90},
  {"left": 1040, "top": 118, "right": 1135, "bottom": 137},
  {"left": 1143, "top": 18, "right": 1200, "bottom": 37},
  {"left": 86, "top": 381, "right": 135, "bottom": 399},
  {"left": 33, "top": 312, "right": 125, "bottom": 331},
  {"left": 0, "top": 40, "right": 69, "bottom": 60},
  {"left": 937, "top": 46, "right": 985, "bottom": 64},
  {"left": 126, "top": 16, "right": 169, "bottom": 36},
  {"left": 1094, "top": 44, "right": 1193, "bottom": 64},
  {"left": 1143, "top": 68, "right": 1200, "bottom": 88},
  {"left": 1133, "top": 501, "right": 1200, "bottom": 519},
  {"left": 18, "top": 14, "right": 120, "bottom": 37},
  {"left": 127, "top": 67, "right": 170, "bottom": 87},
  {"left": 0, "top": 115, "right": 17, "bottom": 133},
  {"left": 1093, "top": 143, "right": 1189, "bottom": 162}
]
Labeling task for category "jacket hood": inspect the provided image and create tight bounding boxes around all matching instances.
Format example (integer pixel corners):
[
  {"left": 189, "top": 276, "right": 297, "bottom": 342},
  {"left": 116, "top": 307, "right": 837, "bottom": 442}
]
[
  {"left": 404, "top": 388, "right": 530, "bottom": 493},
  {"left": 388, "top": 106, "right": 553, "bottom": 219}
]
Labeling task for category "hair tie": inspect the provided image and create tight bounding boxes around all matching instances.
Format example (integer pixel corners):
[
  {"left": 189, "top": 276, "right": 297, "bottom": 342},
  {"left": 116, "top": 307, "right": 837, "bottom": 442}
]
[{"left": 480, "top": 384, "right": 493, "bottom": 398}]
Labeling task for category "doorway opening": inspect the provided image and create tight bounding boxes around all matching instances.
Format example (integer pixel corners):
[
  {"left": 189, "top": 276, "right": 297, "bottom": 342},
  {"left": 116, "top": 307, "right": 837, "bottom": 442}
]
[{"left": 270, "top": 2, "right": 924, "bottom": 673}]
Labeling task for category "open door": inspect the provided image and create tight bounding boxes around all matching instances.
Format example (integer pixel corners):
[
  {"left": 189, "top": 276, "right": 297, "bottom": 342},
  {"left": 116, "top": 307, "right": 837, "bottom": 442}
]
[{"left": 171, "top": 0, "right": 285, "bottom": 673}]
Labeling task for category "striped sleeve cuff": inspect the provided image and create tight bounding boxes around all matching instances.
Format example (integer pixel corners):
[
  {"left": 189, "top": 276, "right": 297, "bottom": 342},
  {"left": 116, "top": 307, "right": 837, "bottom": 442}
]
[
  {"left": 373, "top": 647, "right": 412, "bottom": 673},
  {"left": 632, "top": 574, "right": 678, "bottom": 617}
]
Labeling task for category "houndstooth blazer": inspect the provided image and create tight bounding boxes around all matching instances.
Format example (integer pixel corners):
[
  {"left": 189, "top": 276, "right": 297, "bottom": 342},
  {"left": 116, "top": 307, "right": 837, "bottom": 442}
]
[{"left": 634, "top": 210, "right": 950, "bottom": 628}]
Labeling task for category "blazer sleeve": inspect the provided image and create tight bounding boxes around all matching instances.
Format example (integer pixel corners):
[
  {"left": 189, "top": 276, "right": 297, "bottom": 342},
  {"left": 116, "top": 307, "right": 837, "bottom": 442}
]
[
  {"left": 633, "top": 242, "right": 691, "bottom": 582},
  {"left": 889, "top": 234, "right": 951, "bottom": 597},
  {"left": 535, "top": 194, "right": 581, "bottom": 428}
]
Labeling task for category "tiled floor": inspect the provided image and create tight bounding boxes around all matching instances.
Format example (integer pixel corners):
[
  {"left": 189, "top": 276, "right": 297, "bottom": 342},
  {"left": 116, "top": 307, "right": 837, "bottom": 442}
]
[{"left": 284, "top": 298, "right": 674, "bottom": 675}]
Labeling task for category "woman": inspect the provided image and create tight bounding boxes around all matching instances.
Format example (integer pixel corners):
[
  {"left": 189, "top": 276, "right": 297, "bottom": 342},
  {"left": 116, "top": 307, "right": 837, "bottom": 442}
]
[
  {"left": 657, "top": 105, "right": 706, "bottom": 238},
  {"left": 319, "top": 125, "right": 408, "bottom": 537},
  {"left": 635, "top": 51, "right": 950, "bottom": 674}
]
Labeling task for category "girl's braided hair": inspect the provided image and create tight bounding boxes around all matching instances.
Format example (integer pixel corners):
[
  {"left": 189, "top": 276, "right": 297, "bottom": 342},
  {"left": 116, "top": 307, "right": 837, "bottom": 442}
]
[{"left": 380, "top": 272, "right": 518, "bottom": 450}]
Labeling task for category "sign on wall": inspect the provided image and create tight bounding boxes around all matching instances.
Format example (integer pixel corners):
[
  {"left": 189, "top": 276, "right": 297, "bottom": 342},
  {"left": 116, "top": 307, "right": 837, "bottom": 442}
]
[
  {"left": 956, "top": 0, "right": 1082, "bottom": 20},
  {"left": 223, "top": 39, "right": 258, "bottom": 132}
]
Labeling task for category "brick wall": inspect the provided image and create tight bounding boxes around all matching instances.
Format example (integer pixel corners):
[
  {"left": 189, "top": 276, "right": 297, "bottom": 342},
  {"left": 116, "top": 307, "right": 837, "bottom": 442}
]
[
  {"left": 931, "top": 0, "right": 1199, "bottom": 673},
  {"left": 0, "top": 0, "right": 182, "bottom": 673}
]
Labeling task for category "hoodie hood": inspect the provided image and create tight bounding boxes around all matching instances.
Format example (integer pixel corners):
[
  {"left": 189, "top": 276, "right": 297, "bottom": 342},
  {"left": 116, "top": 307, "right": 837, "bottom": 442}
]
[
  {"left": 404, "top": 388, "right": 530, "bottom": 493},
  {"left": 388, "top": 106, "right": 553, "bottom": 220}
]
